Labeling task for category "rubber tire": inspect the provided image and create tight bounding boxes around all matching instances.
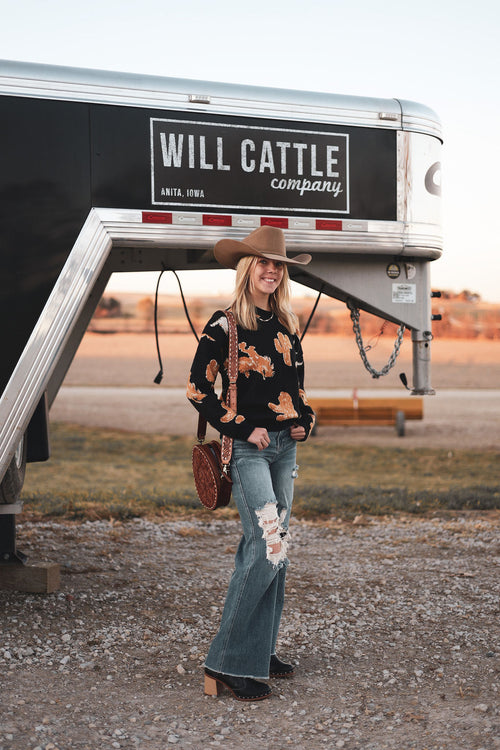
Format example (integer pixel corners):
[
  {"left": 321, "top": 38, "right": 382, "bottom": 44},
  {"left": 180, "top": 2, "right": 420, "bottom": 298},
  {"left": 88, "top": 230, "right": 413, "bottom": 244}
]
[
  {"left": 0, "top": 435, "right": 27, "bottom": 504},
  {"left": 395, "top": 410, "right": 405, "bottom": 437}
]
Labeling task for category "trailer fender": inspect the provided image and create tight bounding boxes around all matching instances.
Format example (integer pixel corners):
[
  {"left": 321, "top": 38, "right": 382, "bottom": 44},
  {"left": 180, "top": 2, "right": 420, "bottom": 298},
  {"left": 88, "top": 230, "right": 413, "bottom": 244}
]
[{"left": 0, "top": 434, "right": 27, "bottom": 505}]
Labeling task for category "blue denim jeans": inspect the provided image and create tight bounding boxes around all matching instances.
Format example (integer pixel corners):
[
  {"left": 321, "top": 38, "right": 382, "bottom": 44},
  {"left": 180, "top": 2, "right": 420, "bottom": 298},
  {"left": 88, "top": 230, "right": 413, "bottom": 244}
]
[{"left": 204, "top": 429, "right": 298, "bottom": 679}]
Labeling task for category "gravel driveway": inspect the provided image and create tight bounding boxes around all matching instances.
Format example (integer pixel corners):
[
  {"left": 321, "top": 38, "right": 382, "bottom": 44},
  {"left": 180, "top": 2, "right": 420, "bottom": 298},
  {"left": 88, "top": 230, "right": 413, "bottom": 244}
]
[
  {"left": 1, "top": 513, "right": 499, "bottom": 749},
  {"left": 2, "top": 333, "right": 499, "bottom": 749},
  {"left": 50, "top": 386, "right": 500, "bottom": 450},
  {"left": 51, "top": 330, "right": 500, "bottom": 450}
]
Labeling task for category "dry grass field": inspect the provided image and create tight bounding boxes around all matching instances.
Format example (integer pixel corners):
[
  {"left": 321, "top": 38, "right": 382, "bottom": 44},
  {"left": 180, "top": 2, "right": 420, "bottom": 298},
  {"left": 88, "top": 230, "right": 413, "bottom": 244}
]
[
  {"left": 37, "top": 328, "right": 500, "bottom": 519},
  {"left": 51, "top": 331, "right": 500, "bottom": 451},
  {"left": 64, "top": 331, "right": 500, "bottom": 391}
]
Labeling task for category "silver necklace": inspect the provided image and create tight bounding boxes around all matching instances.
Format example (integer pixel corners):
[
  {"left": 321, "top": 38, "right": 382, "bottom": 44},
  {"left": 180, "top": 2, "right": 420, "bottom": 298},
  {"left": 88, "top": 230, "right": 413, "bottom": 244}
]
[{"left": 257, "top": 311, "right": 274, "bottom": 322}]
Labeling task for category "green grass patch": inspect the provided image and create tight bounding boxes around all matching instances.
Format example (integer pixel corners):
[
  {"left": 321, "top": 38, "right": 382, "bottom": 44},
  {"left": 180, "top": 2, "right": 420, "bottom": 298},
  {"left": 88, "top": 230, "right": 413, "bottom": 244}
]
[{"left": 20, "top": 423, "right": 500, "bottom": 520}]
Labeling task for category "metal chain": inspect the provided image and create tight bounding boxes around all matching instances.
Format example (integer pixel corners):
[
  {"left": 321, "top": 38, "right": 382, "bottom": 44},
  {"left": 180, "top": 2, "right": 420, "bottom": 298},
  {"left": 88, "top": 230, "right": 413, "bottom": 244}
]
[{"left": 347, "top": 300, "right": 406, "bottom": 379}]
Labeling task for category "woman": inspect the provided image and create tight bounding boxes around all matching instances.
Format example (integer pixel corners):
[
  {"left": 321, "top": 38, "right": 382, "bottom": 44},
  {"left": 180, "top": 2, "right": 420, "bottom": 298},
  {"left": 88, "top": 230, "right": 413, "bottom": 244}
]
[{"left": 187, "top": 225, "right": 315, "bottom": 701}]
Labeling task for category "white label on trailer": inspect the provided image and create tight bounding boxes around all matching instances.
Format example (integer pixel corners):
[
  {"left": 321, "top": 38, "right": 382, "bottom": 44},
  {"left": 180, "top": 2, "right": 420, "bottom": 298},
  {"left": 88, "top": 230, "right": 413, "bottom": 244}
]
[
  {"left": 392, "top": 283, "right": 416, "bottom": 303},
  {"left": 343, "top": 220, "right": 368, "bottom": 231}
]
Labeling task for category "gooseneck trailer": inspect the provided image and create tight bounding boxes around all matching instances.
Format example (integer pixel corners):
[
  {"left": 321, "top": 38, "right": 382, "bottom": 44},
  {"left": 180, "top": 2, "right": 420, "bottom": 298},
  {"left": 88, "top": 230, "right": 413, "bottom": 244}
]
[{"left": 0, "top": 60, "right": 442, "bottom": 563}]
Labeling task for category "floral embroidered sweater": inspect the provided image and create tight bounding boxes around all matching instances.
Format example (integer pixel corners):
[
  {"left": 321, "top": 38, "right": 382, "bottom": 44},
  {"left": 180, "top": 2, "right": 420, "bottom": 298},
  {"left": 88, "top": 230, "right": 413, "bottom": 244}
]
[{"left": 187, "top": 309, "right": 316, "bottom": 441}]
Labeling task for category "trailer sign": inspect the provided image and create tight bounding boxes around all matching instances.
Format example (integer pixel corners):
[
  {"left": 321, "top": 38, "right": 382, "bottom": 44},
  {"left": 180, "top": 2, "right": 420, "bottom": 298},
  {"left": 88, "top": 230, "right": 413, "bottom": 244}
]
[{"left": 150, "top": 118, "right": 349, "bottom": 214}]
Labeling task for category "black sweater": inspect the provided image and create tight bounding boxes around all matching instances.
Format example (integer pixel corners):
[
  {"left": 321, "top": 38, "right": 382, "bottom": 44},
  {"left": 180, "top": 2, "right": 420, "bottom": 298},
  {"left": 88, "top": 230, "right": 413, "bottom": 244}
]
[{"left": 187, "top": 309, "right": 315, "bottom": 441}]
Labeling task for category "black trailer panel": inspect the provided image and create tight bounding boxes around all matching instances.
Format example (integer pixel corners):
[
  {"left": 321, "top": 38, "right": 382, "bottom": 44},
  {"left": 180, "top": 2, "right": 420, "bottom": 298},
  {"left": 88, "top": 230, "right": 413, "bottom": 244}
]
[
  {"left": 92, "top": 105, "right": 397, "bottom": 219},
  {"left": 0, "top": 96, "right": 91, "bottom": 394},
  {"left": 1, "top": 95, "right": 397, "bottom": 399}
]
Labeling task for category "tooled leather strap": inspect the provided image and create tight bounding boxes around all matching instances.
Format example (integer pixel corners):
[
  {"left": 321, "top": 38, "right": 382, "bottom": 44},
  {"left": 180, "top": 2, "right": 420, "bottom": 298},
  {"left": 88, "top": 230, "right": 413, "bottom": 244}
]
[
  {"left": 197, "top": 415, "right": 208, "bottom": 442},
  {"left": 197, "top": 309, "right": 238, "bottom": 468},
  {"left": 221, "top": 309, "right": 237, "bottom": 467}
]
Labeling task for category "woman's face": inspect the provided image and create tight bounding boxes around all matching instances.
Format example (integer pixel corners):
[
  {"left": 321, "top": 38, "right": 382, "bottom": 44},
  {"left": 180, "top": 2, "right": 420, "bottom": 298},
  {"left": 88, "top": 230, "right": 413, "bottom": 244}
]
[{"left": 250, "top": 257, "right": 284, "bottom": 300}]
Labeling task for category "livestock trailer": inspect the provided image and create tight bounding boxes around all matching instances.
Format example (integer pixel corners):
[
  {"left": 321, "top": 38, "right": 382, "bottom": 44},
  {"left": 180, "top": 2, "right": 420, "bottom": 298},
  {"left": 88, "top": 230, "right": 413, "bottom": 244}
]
[{"left": 0, "top": 60, "right": 442, "bottom": 562}]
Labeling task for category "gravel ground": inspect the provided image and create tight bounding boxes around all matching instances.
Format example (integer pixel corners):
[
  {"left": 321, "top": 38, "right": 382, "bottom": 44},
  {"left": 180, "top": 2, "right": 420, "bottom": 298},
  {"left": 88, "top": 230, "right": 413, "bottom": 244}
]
[
  {"left": 1, "top": 513, "right": 499, "bottom": 750},
  {"left": 52, "top": 332, "right": 500, "bottom": 450},
  {"left": 51, "top": 386, "right": 500, "bottom": 450}
]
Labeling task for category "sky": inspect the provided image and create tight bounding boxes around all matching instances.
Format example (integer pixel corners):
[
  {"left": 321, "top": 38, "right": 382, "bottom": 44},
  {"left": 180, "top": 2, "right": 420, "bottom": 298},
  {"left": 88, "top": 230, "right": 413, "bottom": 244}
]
[{"left": 1, "top": 0, "right": 499, "bottom": 302}]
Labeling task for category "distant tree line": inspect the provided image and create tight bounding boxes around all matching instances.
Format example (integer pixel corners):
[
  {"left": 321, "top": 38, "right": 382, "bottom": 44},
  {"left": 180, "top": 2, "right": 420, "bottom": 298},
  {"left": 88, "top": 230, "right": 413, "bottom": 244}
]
[{"left": 91, "top": 290, "right": 500, "bottom": 339}]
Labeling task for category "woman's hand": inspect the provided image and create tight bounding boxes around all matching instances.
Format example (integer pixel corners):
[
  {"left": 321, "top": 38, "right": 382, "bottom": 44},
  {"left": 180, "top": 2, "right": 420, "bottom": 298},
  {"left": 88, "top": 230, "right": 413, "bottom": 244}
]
[
  {"left": 290, "top": 424, "right": 306, "bottom": 441},
  {"left": 247, "top": 427, "right": 270, "bottom": 451}
]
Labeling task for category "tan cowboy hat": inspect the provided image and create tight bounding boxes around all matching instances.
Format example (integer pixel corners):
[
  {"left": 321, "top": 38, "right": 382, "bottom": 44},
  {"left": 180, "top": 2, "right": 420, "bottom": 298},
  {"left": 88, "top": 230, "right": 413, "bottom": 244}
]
[{"left": 213, "top": 225, "right": 312, "bottom": 270}]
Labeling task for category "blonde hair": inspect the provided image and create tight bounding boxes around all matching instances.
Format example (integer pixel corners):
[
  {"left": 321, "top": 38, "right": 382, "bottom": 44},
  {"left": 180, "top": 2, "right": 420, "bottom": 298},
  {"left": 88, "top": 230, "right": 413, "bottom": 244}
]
[{"left": 230, "top": 255, "right": 299, "bottom": 334}]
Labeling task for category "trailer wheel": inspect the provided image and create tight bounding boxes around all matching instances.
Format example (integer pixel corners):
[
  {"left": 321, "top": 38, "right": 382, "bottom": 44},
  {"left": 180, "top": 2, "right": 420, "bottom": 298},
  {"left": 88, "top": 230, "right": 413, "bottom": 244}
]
[
  {"left": 0, "top": 435, "right": 27, "bottom": 504},
  {"left": 395, "top": 410, "right": 405, "bottom": 437}
]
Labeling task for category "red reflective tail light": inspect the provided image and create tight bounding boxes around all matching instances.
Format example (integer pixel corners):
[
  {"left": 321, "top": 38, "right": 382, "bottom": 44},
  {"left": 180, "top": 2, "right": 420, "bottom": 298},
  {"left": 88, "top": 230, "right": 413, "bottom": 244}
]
[
  {"left": 261, "top": 217, "right": 289, "bottom": 229},
  {"left": 142, "top": 212, "right": 173, "bottom": 224},
  {"left": 316, "top": 219, "right": 342, "bottom": 231},
  {"left": 202, "top": 214, "right": 232, "bottom": 226}
]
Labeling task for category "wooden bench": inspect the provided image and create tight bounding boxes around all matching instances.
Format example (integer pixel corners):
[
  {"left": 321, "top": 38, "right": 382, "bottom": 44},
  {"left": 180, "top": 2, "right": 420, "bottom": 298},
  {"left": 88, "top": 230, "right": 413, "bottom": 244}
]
[{"left": 309, "top": 396, "right": 423, "bottom": 437}]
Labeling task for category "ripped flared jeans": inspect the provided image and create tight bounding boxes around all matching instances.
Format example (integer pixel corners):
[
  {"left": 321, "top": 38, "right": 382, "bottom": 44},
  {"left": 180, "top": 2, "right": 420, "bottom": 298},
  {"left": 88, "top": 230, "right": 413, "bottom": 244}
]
[{"left": 204, "top": 429, "right": 298, "bottom": 679}]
